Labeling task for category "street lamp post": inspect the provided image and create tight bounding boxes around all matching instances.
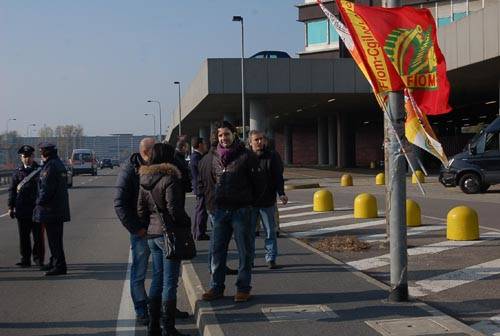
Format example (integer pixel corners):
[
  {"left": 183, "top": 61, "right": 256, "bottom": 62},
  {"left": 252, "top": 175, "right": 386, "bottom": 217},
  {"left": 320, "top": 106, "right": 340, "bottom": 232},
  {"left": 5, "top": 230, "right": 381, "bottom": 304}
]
[
  {"left": 147, "top": 100, "right": 162, "bottom": 142},
  {"left": 144, "top": 113, "right": 156, "bottom": 138},
  {"left": 232, "top": 15, "right": 246, "bottom": 141},
  {"left": 173, "top": 81, "right": 182, "bottom": 137}
]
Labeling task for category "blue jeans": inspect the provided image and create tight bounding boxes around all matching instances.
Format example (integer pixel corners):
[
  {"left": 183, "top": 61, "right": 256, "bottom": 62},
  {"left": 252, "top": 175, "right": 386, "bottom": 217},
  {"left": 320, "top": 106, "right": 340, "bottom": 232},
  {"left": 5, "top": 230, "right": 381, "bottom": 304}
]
[
  {"left": 130, "top": 234, "right": 150, "bottom": 316},
  {"left": 251, "top": 205, "right": 278, "bottom": 262},
  {"left": 148, "top": 237, "right": 181, "bottom": 302},
  {"left": 209, "top": 207, "right": 253, "bottom": 294}
]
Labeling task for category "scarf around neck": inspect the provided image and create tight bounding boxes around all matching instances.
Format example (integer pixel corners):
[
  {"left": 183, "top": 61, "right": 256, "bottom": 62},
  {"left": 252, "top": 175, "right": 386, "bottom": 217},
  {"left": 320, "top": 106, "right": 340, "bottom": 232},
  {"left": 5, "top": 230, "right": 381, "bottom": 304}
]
[{"left": 217, "top": 140, "right": 240, "bottom": 167}]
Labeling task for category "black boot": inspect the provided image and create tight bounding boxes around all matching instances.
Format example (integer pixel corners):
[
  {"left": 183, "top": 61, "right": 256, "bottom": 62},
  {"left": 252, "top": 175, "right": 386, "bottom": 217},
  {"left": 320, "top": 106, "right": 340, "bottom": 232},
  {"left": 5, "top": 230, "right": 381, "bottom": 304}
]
[
  {"left": 147, "top": 297, "right": 162, "bottom": 336},
  {"left": 161, "top": 300, "right": 188, "bottom": 336}
]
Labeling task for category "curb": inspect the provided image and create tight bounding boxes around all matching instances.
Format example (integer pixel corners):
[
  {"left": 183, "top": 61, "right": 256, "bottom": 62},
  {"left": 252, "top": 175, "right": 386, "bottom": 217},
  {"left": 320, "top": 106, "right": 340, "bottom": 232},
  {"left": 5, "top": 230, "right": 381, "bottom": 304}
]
[
  {"left": 181, "top": 237, "right": 484, "bottom": 336},
  {"left": 284, "top": 183, "right": 321, "bottom": 190},
  {"left": 182, "top": 262, "right": 225, "bottom": 336}
]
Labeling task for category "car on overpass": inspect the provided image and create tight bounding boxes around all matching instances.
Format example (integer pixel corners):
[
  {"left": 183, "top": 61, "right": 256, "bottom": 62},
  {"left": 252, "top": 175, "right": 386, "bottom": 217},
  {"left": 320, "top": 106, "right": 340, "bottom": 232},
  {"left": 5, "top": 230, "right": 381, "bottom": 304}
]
[
  {"left": 440, "top": 116, "right": 500, "bottom": 194},
  {"left": 250, "top": 50, "right": 291, "bottom": 59}
]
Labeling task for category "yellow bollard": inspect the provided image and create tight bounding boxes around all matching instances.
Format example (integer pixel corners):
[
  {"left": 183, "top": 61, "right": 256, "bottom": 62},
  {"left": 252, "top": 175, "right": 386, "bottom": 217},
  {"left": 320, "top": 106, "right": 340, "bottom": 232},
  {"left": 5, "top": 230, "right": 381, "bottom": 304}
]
[
  {"left": 412, "top": 170, "right": 425, "bottom": 184},
  {"left": 375, "top": 173, "right": 385, "bottom": 185},
  {"left": 354, "top": 193, "right": 378, "bottom": 219},
  {"left": 370, "top": 161, "right": 376, "bottom": 169},
  {"left": 447, "top": 206, "right": 479, "bottom": 240},
  {"left": 313, "top": 189, "right": 334, "bottom": 212},
  {"left": 340, "top": 174, "right": 353, "bottom": 187},
  {"left": 406, "top": 199, "right": 421, "bottom": 227}
]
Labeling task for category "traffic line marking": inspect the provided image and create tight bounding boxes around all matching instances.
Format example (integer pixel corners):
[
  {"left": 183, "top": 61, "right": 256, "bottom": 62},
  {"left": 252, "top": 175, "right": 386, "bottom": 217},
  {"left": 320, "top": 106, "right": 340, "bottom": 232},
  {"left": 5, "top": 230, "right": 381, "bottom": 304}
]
[
  {"left": 280, "top": 211, "right": 329, "bottom": 219},
  {"left": 280, "top": 214, "right": 355, "bottom": 228},
  {"left": 0, "top": 212, "right": 8, "bottom": 218},
  {"left": 115, "top": 250, "right": 136, "bottom": 335},
  {"left": 289, "top": 219, "right": 386, "bottom": 238},
  {"left": 349, "top": 232, "right": 500, "bottom": 271},
  {"left": 409, "top": 257, "right": 500, "bottom": 298}
]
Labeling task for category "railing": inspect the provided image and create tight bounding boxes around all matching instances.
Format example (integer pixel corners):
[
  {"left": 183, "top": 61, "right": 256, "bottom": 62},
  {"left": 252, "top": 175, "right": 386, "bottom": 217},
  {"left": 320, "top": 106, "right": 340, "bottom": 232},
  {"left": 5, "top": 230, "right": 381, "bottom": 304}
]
[{"left": 0, "top": 170, "right": 14, "bottom": 188}]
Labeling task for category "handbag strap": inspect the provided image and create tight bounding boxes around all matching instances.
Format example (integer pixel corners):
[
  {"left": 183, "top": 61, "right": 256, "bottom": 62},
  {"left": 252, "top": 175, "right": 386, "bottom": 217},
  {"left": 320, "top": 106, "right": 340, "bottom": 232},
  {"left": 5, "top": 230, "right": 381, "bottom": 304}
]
[{"left": 144, "top": 189, "right": 170, "bottom": 235}]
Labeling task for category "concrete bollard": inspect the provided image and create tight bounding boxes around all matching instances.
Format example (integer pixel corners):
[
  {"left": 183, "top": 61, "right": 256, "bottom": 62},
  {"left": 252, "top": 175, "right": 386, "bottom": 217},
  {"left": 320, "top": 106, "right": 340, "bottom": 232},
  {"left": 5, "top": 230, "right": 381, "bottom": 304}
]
[
  {"left": 313, "top": 189, "right": 334, "bottom": 212},
  {"left": 340, "top": 174, "right": 353, "bottom": 187},
  {"left": 406, "top": 199, "right": 421, "bottom": 227},
  {"left": 375, "top": 173, "right": 385, "bottom": 185},
  {"left": 354, "top": 193, "right": 378, "bottom": 219},
  {"left": 447, "top": 206, "right": 479, "bottom": 240},
  {"left": 412, "top": 170, "right": 425, "bottom": 184}
]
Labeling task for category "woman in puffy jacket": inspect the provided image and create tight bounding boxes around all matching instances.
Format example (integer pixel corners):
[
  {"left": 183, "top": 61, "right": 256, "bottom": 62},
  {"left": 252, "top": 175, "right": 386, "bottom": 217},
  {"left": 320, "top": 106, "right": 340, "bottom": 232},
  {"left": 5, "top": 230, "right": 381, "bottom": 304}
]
[{"left": 137, "top": 143, "right": 189, "bottom": 336}]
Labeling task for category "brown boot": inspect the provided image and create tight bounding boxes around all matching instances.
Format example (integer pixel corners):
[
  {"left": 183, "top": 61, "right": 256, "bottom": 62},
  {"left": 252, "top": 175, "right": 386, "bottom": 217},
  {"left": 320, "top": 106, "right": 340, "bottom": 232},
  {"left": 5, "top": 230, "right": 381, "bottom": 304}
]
[
  {"left": 201, "top": 289, "right": 224, "bottom": 301},
  {"left": 234, "top": 292, "right": 251, "bottom": 302}
]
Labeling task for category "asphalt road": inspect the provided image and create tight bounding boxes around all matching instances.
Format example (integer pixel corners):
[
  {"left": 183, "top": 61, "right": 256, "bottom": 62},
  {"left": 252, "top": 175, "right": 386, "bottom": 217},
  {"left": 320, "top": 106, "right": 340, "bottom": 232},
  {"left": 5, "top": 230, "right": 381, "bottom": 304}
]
[{"left": 0, "top": 168, "right": 197, "bottom": 336}]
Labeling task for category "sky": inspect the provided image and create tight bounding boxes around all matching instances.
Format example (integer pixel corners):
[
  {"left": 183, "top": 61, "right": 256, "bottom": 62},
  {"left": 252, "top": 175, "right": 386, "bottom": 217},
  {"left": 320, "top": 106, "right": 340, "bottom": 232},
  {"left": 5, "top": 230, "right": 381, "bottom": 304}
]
[{"left": 1, "top": 0, "right": 304, "bottom": 137}]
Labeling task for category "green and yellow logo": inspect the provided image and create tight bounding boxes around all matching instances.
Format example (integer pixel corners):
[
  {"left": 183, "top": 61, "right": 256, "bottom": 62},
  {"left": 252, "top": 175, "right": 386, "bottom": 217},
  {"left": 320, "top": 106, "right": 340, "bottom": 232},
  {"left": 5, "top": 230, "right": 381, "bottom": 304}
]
[{"left": 384, "top": 25, "right": 438, "bottom": 90}]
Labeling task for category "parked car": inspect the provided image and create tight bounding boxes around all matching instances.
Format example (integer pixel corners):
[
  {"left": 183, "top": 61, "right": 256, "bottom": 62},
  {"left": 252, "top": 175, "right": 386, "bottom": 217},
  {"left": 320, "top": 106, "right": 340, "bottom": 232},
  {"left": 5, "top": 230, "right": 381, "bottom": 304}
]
[
  {"left": 70, "top": 149, "right": 98, "bottom": 176},
  {"left": 100, "top": 158, "right": 113, "bottom": 169},
  {"left": 439, "top": 116, "right": 500, "bottom": 194},
  {"left": 111, "top": 159, "right": 120, "bottom": 167},
  {"left": 250, "top": 50, "right": 291, "bottom": 59}
]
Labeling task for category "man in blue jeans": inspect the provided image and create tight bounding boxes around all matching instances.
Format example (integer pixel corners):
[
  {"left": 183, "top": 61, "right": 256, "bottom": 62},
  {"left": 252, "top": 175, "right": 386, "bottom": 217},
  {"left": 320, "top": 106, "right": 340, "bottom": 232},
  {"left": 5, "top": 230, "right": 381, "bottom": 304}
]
[
  {"left": 249, "top": 130, "right": 288, "bottom": 269},
  {"left": 199, "top": 121, "right": 262, "bottom": 303},
  {"left": 114, "top": 137, "right": 155, "bottom": 324}
]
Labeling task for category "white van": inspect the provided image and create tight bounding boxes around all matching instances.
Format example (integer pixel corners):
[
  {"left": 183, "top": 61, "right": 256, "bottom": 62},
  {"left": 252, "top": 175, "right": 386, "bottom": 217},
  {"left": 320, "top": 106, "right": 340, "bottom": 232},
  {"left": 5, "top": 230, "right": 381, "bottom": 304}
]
[{"left": 70, "top": 149, "right": 97, "bottom": 176}]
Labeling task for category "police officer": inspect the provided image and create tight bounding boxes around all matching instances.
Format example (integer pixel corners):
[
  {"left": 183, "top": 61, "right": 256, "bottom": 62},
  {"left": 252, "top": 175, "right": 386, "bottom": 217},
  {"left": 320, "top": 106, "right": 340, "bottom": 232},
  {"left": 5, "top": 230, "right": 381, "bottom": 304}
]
[
  {"left": 33, "top": 143, "right": 70, "bottom": 276},
  {"left": 8, "top": 145, "right": 45, "bottom": 268}
]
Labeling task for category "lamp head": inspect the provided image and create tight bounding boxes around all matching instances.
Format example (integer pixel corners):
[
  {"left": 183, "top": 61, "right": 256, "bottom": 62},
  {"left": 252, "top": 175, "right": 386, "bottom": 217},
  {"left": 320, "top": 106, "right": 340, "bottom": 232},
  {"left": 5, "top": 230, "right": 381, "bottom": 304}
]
[
  {"left": 232, "top": 16, "right": 243, "bottom": 22},
  {"left": 174, "top": 81, "right": 180, "bottom": 85}
]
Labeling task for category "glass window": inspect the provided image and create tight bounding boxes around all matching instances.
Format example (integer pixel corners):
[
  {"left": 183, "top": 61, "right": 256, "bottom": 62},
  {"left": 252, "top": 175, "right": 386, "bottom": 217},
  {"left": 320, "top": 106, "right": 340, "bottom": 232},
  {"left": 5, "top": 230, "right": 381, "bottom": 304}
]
[
  {"left": 453, "top": 12, "right": 467, "bottom": 21},
  {"left": 307, "top": 19, "right": 328, "bottom": 45},
  {"left": 438, "top": 16, "right": 452, "bottom": 27},
  {"left": 329, "top": 21, "right": 339, "bottom": 44}
]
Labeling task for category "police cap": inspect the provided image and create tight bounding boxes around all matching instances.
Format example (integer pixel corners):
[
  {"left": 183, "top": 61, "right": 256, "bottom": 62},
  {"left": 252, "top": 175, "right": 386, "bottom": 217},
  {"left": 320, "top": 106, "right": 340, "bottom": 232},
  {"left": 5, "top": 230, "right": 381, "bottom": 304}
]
[{"left": 17, "top": 145, "right": 35, "bottom": 156}]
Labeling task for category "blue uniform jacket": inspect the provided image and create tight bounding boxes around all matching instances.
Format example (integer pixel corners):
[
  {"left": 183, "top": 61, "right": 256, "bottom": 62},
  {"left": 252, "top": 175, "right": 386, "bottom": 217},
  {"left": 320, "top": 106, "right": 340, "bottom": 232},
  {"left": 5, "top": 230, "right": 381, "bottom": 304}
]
[
  {"left": 33, "top": 155, "right": 71, "bottom": 223},
  {"left": 189, "top": 150, "right": 203, "bottom": 196},
  {"left": 8, "top": 162, "right": 40, "bottom": 220}
]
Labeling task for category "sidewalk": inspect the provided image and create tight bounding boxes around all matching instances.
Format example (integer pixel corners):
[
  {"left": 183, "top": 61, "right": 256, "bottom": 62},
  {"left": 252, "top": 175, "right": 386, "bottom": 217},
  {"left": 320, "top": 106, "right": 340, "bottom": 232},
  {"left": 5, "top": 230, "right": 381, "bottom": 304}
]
[{"left": 181, "top": 235, "right": 482, "bottom": 336}]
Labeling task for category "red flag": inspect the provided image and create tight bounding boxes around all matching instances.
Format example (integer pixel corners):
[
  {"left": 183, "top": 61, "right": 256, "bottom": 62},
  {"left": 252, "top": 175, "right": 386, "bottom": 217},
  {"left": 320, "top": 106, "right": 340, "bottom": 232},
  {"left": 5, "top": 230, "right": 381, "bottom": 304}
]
[{"left": 336, "top": 0, "right": 451, "bottom": 115}]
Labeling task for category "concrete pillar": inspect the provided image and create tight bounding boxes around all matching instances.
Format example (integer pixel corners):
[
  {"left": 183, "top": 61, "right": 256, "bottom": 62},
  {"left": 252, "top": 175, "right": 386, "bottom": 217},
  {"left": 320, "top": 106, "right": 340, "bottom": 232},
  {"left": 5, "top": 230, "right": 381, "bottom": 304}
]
[
  {"left": 210, "top": 121, "right": 217, "bottom": 136},
  {"left": 284, "top": 125, "right": 293, "bottom": 165},
  {"left": 317, "top": 117, "right": 328, "bottom": 165},
  {"left": 249, "top": 99, "right": 269, "bottom": 134},
  {"left": 328, "top": 116, "right": 337, "bottom": 166},
  {"left": 337, "top": 113, "right": 346, "bottom": 168},
  {"left": 199, "top": 126, "right": 210, "bottom": 141}
]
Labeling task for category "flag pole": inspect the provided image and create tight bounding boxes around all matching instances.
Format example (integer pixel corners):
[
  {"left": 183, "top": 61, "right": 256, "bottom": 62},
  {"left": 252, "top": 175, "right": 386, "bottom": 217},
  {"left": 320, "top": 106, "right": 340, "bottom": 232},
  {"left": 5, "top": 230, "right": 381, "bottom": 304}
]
[{"left": 385, "top": 0, "right": 409, "bottom": 303}]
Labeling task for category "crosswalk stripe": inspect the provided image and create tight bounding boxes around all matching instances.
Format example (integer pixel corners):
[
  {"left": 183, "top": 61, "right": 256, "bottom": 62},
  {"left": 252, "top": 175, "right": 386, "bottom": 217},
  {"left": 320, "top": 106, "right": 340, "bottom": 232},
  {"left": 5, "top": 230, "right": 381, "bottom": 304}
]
[
  {"left": 278, "top": 204, "right": 312, "bottom": 212},
  {"left": 280, "top": 207, "right": 354, "bottom": 219},
  {"left": 349, "top": 232, "right": 500, "bottom": 271},
  {"left": 360, "top": 224, "right": 446, "bottom": 243},
  {"left": 471, "top": 314, "right": 500, "bottom": 335},
  {"left": 289, "top": 219, "right": 386, "bottom": 238},
  {"left": 409, "top": 258, "right": 500, "bottom": 298},
  {"left": 281, "top": 214, "right": 355, "bottom": 228}
]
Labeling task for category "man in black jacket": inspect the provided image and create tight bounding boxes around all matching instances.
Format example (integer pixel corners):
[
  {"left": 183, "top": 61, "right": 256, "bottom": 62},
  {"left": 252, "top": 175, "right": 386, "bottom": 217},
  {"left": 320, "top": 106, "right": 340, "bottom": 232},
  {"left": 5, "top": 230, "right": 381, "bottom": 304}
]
[
  {"left": 189, "top": 136, "right": 209, "bottom": 240},
  {"left": 248, "top": 131, "right": 288, "bottom": 269},
  {"left": 174, "top": 139, "right": 192, "bottom": 208},
  {"left": 33, "top": 143, "right": 70, "bottom": 276},
  {"left": 8, "top": 145, "right": 44, "bottom": 268},
  {"left": 114, "top": 137, "right": 154, "bottom": 324},
  {"left": 199, "top": 121, "right": 261, "bottom": 303}
]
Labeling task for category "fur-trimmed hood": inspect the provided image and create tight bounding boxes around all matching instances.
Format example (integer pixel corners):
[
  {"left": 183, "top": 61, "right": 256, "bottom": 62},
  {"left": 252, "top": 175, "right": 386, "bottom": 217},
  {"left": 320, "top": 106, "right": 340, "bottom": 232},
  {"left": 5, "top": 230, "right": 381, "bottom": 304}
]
[{"left": 139, "top": 163, "right": 181, "bottom": 190}]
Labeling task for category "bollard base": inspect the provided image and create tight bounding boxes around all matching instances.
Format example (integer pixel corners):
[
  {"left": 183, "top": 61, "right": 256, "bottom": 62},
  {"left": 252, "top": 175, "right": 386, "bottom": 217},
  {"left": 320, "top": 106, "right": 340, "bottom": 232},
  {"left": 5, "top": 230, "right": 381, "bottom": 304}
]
[{"left": 388, "top": 285, "right": 409, "bottom": 302}]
